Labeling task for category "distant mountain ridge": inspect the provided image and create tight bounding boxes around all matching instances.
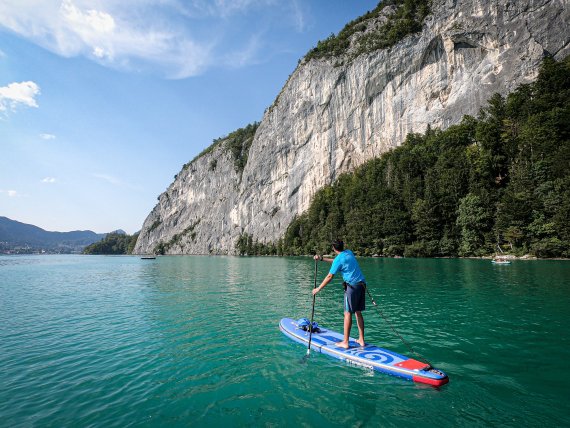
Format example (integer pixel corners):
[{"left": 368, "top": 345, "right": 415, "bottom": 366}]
[{"left": 0, "top": 216, "right": 106, "bottom": 253}]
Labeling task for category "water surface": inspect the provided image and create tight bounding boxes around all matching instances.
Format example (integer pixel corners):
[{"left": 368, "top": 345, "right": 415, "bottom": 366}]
[{"left": 1, "top": 255, "right": 569, "bottom": 426}]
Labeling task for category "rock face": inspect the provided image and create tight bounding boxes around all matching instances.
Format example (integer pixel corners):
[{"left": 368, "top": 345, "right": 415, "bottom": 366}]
[{"left": 134, "top": 0, "right": 570, "bottom": 255}]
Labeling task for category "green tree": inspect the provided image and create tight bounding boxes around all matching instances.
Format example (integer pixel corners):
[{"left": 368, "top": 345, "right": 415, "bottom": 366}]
[
  {"left": 83, "top": 232, "right": 138, "bottom": 255},
  {"left": 456, "top": 194, "right": 491, "bottom": 256}
]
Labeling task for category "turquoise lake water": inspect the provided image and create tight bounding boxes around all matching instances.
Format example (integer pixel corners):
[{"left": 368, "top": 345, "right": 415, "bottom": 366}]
[{"left": 1, "top": 255, "right": 569, "bottom": 427}]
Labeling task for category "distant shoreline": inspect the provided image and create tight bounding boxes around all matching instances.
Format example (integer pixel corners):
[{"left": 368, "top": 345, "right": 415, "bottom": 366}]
[{"left": 2, "top": 252, "right": 569, "bottom": 261}]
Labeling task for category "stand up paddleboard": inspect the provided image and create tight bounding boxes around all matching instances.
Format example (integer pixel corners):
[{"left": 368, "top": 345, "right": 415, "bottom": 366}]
[{"left": 280, "top": 317, "right": 448, "bottom": 387}]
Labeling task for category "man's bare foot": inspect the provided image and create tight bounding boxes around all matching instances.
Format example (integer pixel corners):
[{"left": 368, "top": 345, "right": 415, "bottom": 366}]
[
  {"left": 357, "top": 340, "right": 365, "bottom": 347},
  {"left": 335, "top": 341, "right": 350, "bottom": 349}
]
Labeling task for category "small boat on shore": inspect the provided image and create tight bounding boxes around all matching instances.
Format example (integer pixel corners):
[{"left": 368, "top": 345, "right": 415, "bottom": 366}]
[
  {"left": 492, "top": 255, "right": 511, "bottom": 265},
  {"left": 141, "top": 255, "right": 156, "bottom": 260}
]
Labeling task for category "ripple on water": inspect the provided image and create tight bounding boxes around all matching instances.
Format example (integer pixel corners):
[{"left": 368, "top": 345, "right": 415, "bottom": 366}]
[{"left": 1, "top": 256, "right": 570, "bottom": 426}]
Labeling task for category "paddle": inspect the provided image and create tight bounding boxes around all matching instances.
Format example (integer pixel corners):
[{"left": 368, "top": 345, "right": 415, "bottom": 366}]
[
  {"left": 303, "top": 258, "right": 319, "bottom": 361},
  {"left": 364, "top": 285, "right": 432, "bottom": 368}
]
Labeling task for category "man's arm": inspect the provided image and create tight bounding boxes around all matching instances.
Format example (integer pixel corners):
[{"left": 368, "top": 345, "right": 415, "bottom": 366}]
[
  {"left": 313, "top": 254, "right": 333, "bottom": 263},
  {"left": 312, "top": 273, "right": 334, "bottom": 295}
]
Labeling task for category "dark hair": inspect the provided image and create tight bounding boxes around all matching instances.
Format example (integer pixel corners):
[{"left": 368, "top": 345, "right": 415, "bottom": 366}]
[{"left": 331, "top": 240, "right": 344, "bottom": 251}]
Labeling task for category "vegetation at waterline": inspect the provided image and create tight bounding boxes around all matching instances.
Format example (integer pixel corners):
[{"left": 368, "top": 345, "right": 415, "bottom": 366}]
[
  {"left": 305, "top": 0, "right": 431, "bottom": 63},
  {"left": 83, "top": 232, "right": 139, "bottom": 255},
  {"left": 237, "top": 56, "right": 570, "bottom": 258},
  {"left": 153, "top": 220, "right": 201, "bottom": 255}
]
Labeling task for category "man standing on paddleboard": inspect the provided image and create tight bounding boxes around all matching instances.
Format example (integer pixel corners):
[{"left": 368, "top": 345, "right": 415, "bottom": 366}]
[{"left": 313, "top": 240, "right": 366, "bottom": 349}]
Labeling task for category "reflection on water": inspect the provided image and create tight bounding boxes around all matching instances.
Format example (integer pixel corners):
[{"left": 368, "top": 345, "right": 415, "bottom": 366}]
[{"left": 0, "top": 255, "right": 569, "bottom": 426}]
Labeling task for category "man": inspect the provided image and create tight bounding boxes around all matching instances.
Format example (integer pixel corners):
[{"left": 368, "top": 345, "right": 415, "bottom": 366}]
[{"left": 312, "top": 240, "right": 366, "bottom": 349}]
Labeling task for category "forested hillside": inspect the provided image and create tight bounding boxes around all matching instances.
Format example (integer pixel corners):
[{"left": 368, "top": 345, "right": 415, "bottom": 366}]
[
  {"left": 238, "top": 56, "right": 570, "bottom": 258},
  {"left": 83, "top": 232, "right": 139, "bottom": 255}
]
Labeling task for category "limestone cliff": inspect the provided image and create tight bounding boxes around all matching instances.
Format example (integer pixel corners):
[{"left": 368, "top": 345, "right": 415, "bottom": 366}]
[{"left": 134, "top": 0, "right": 569, "bottom": 255}]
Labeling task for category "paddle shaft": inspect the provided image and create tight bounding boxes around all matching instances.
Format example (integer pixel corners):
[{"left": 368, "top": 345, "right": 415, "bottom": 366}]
[
  {"left": 364, "top": 285, "right": 432, "bottom": 367},
  {"left": 306, "top": 259, "right": 318, "bottom": 356}
]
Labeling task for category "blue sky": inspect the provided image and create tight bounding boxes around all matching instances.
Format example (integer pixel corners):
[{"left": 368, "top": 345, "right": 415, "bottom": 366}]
[{"left": 0, "top": 0, "right": 378, "bottom": 234}]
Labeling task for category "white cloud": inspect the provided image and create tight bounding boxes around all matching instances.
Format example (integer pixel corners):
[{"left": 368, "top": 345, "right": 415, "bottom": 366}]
[
  {"left": 0, "top": 0, "right": 306, "bottom": 78},
  {"left": 61, "top": 0, "right": 116, "bottom": 34},
  {"left": 0, "top": 0, "right": 214, "bottom": 78},
  {"left": 290, "top": 0, "right": 307, "bottom": 32},
  {"left": 0, "top": 81, "right": 40, "bottom": 112},
  {"left": 93, "top": 46, "right": 106, "bottom": 58},
  {"left": 166, "top": 0, "right": 276, "bottom": 19},
  {"left": 92, "top": 173, "right": 142, "bottom": 191},
  {"left": 40, "top": 133, "right": 56, "bottom": 140},
  {"left": 213, "top": 0, "right": 273, "bottom": 18},
  {"left": 92, "top": 173, "right": 121, "bottom": 186},
  {"left": 223, "top": 34, "right": 261, "bottom": 68},
  {"left": 42, "top": 177, "right": 57, "bottom": 183},
  {"left": 0, "top": 189, "right": 18, "bottom": 197}
]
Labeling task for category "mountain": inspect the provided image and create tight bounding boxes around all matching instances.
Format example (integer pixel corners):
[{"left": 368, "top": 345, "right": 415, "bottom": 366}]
[
  {"left": 109, "top": 229, "right": 127, "bottom": 235},
  {"left": 0, "top": 216, "right": 106, "bottom": 254},
  {"left": 134, "top": 0, "right": 570, "bottom": 256}
]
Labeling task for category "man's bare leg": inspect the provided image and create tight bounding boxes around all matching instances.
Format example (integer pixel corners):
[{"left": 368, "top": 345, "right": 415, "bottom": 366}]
[
  {"left": 355, "top": 311, "right": 365, "bottom": 347},
  {"left": 336, "top": 311, "right": 352, "bottom": 349}
]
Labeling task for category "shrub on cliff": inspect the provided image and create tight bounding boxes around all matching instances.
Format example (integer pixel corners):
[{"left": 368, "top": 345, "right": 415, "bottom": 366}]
[{"left": 305, "top": 0, "right": 431, "bottom": 62}]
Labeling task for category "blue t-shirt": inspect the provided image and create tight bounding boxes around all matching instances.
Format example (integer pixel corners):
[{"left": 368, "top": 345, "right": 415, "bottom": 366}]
[{"left": 329, "top": 250, "right": 365, "bottom": 285}]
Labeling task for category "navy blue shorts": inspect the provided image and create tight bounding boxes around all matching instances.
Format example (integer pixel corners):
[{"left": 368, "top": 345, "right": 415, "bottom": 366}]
[{"left": 344, "top": 281, "right": 366, "bottom": 313}]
